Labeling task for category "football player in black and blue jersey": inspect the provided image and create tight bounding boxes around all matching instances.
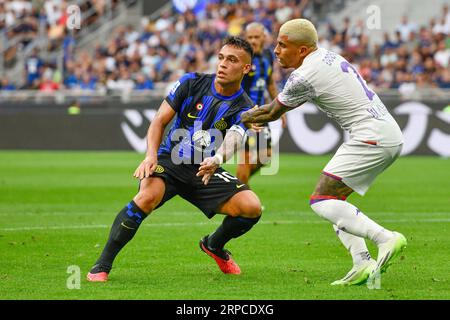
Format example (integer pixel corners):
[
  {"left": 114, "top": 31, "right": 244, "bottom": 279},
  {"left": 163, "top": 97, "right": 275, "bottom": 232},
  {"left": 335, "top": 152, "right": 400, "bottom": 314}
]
[
  {"left": 237, "top": 22, "right": 287, "bottom": 185},
  {"left": 87, "top": 37, "right": 262, "bottom": 282}
]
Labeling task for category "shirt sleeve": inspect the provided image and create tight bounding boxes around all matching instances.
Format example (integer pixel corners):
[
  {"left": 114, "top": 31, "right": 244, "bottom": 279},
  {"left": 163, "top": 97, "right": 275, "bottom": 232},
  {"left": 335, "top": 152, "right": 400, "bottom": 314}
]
[
  {"left": 277, "top": 71, "right": 315, "bottom": 108},
  {"left": 165, "top": 73, "right": 196, "bottom": 112}
]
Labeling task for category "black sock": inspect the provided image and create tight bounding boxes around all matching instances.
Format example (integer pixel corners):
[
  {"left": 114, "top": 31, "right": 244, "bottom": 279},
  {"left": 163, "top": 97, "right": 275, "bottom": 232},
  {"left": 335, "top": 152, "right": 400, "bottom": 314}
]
[
  {"left": 91, "top": 201, "right": 147, "bottom": 273},
  {"left": 207, "top": 215, "right": 261, "bottom": 250}
]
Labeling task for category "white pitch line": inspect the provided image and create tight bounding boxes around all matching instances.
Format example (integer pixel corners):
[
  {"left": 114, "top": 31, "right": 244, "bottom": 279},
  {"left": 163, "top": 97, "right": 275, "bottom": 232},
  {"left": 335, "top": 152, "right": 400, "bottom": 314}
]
[
  {"left": 0, "top": 210, "right": 449, "bottom": 217},
  {"left": 1, "top": 218, "right": 449, "bottom": 232}
]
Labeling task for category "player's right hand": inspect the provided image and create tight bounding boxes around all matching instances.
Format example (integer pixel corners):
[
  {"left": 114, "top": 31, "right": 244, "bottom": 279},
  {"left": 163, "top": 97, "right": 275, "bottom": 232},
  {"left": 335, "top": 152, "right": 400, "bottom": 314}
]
[
  {"left": 250, "top": 123, "right": 264, "bottom": 132},
  {"left": 133, "top": 155, "right": 158, "bottom": 179},
  {"left": 242, "top": 106, "right": 264, "bottom": 132}
]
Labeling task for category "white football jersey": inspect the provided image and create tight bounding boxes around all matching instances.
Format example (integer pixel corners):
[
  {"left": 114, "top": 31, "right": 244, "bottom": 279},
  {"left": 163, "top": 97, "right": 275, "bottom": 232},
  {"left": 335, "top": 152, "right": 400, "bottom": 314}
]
[{"left": 277, "top": 47, "right": 403, "bottom": 147}]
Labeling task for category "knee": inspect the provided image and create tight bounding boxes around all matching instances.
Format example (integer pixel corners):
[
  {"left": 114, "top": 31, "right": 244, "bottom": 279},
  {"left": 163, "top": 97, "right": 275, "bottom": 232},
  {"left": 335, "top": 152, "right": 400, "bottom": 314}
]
[
  {"left": 239, "top": 196, "right": 262, "bottom": 219},
  {"left": 134, "top": 190, "right": 160, "bottom": 213},
  {"left": 310, "top": 195, "right": 329, "bottom": 217},
  {"left": 309, "top": 196, "right": 343, "bottom": 221}
]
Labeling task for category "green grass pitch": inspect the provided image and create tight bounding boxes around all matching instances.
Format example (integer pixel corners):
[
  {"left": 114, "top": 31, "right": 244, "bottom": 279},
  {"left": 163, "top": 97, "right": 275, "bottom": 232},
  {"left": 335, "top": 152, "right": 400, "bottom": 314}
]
[{"left": 0, "top": 151, "right": 449, "bottom": 300}]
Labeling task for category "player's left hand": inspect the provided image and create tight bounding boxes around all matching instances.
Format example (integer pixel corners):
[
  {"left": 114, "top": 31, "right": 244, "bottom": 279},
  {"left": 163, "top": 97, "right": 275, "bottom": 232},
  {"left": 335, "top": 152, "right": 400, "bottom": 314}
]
[{"left": 197, "top": 156, "right": 220, "bottom": 185}]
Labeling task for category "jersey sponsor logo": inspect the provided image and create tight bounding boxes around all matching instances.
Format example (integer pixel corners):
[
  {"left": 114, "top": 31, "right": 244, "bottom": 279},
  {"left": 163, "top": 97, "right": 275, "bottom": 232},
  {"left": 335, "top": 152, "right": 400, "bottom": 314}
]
[
  {"left": 187, "top": 112, "right": 199, "bottom": 119},
  {"left": 214, "top": 118, "right": 228, "bottom": 130},
  {"left": 192, "top": 130, "right": 211, "bottom": 150},
  {"left": 155, "top": 165, "right": 165, "bottom": 173}
]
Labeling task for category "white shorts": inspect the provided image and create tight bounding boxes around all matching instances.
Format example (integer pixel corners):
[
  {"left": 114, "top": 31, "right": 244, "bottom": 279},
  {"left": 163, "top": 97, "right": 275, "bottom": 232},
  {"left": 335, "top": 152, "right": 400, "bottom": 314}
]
[{"left": 323, "top": 141, "right": 402, "bottom": 195}]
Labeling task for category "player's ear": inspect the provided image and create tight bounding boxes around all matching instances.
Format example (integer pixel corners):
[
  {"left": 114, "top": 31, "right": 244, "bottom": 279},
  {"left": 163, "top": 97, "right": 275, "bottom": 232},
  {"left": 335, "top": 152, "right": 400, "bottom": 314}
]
[
  {"left": 243, "top": 63, "right": 251, "bottom": 74},
  {"left": 299, "top": 45, "right": 307, "bottom": 56},
  {"left": 299, "top": 45, "right": 312, "bottom": 57}
]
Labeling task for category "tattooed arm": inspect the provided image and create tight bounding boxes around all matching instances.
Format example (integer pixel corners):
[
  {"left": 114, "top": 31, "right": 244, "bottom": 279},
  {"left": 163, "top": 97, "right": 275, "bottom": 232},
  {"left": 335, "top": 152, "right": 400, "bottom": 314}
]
[
  {"left": 267, "top": 74, "right": 287, "bottom": 128},
  {"left": 240, "top": 98, "right": 291, "bottom": 126},
  {"left": 242, "top": 70, "right": 312, "bottom": 126},
  {"left": 196, "top": 127, "right": 244, "bottom": 185}
]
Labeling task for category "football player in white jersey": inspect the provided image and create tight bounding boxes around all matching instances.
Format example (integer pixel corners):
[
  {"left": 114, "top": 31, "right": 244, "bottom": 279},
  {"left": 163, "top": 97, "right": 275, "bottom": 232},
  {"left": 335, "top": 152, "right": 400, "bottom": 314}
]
[{"left": 241, "top": 19, "right": 407, "bottom": 286}]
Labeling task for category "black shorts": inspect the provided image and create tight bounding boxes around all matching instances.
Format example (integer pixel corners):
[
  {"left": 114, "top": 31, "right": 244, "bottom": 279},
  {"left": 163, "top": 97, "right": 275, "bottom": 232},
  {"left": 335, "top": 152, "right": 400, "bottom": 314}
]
[
  {"left": 244, "top": 124, "right": 272, "bottom": 153},
  {"left": 145, "top": 153, "right": 250, "bottom": 219}
]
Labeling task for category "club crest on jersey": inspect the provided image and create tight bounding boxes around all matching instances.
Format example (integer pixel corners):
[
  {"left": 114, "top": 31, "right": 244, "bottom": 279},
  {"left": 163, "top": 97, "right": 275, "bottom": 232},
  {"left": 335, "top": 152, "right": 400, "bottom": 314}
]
[
  {"left": 196, "top": 103, "right": 203, "bottom": 111},
  {"left": 214, "top": 118, "right": 228, "bottom": 130}
]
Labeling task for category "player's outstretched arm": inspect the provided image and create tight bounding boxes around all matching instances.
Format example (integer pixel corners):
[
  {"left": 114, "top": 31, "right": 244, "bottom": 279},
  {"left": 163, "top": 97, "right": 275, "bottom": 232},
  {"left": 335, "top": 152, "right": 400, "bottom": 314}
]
[
  {"left": 197, "top": 128, "right": 244, "bottom": 185},
  {"left": 133, "top": 100, "right": 176, "bottom": 179},
  {"left": 240, "top": 98, "right": 290, "bottom": 126},
  {"left": 267, "top": 73, "right": 287, "bottom": 128}
]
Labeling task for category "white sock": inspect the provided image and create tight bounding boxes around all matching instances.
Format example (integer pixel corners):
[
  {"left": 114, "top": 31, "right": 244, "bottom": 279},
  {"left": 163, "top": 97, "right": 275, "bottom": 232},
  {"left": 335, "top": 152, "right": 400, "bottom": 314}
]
[
  {"left": 333, "top": 224, "right": 371, "bottom": 265},
  {"left": 311, "top": 199, "right": 393, "bottom": 245}
]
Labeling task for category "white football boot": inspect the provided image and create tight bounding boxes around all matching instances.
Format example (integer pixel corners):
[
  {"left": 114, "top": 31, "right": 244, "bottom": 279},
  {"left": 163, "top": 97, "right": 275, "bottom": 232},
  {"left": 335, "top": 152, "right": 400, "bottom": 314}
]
[
  {"left": 331, "top": 259, "right": 377, "bottom": 286},
  {"left": 374, "top": 231, "right": 407, "bottom": 274}
]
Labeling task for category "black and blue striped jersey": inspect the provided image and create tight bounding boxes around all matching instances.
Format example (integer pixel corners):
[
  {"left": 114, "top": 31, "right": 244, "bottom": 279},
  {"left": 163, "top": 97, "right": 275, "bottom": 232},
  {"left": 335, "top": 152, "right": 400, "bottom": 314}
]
[
  {"left": 241, "top": 49, "right": 274, "bottom": 106},
  {"left": 159, "top": 73, "right": 254, "bottom": 161}
]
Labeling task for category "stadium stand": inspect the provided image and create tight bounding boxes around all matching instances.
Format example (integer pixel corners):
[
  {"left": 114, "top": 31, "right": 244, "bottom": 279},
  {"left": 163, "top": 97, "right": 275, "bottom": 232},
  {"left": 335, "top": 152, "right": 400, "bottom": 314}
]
[{"left": 0, "top": 0, "right": 449, "bottom": 102}]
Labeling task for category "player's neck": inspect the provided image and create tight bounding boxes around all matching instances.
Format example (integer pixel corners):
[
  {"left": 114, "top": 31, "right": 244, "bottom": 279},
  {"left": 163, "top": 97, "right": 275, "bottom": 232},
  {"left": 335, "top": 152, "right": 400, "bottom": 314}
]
[
  {"left": 295, "top": 47, "right": 318, "bottom": 68},
  {"left": 213, "top": 80, "right": 241, "bottom": 97}
]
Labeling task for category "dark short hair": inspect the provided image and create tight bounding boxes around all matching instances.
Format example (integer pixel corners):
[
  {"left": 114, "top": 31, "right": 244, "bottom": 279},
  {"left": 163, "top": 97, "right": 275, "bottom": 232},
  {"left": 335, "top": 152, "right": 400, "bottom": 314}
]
[{"left": 222, "top": 36, "right": 253, "bottom": 60}]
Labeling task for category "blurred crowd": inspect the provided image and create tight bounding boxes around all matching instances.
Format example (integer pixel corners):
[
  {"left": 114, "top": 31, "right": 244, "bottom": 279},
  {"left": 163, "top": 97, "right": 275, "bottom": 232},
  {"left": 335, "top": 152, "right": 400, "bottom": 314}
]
[
  {"left": 0, "top": 0, "right": 449, "bottom": 94},
  {"left": 319, "top": 8, "right": 450, "bottom": 95},
  {"left": 55, "top": 0, "right": 317, "bottom": 94},
  {"left": 0, "top": 0, "right": 119, "bottom": 64}
]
